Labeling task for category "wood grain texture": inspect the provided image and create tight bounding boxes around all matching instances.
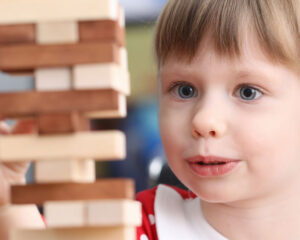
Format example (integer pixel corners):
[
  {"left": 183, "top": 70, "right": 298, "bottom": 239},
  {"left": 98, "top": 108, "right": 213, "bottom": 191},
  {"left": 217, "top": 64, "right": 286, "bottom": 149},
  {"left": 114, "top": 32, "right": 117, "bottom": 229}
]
[
  {"left": 0, "top": 0, "right": 118, "bottom": 24},
  {"left": 37, "top": 112, "right": 89, "bottom": 134},
  {"left": 73, "top": 63, "right": 130, "bottom": 95},
  {"left": 86, "top": 92, "right": 127, "bottom": 119},
  {"left": 120, "top": 47, "right": 128, "bottom": 69},
  {"left": 118, "top": 5, "right": 125, "bottom": 28},
  {"left": 0, "top": 24, "right": 35, "bottom": 45},
  {"left": 35, "top": 159, "right": 95, "bottom": 183},
  {"left": 37, "top": 21, "right": 78, "bottom": 44},
  {"left": 3, "top": 69, "right": 34, "bottom": 76},
  {"left": 11, "top": 178, "right": 135, "bottom": 205},
  {"left": 45, "top": 201, "right": 86, "bottom": 227},
  {"left": 0, "top": 89, "right": 121, "bottom": 118},
  {"left": 79, "top": 20, "right": 125, "bottom": 46},
  {"left": 35, "top": 67, "right": 72, "bottom": 91},
  {"left": 0, "top": 130, "right": 125, "bottom": 161},
  {"left": 0, "top": 42, "right": 120, "bottom": 71},
  {"left": 11, "top": 227, "right": 135, "bottom": 240},
  {"left": 44, "top": 200, "right": 141, "bottom": 227},
  {"left": 87, "top": 200, "right": 142, "bottom": 227}
]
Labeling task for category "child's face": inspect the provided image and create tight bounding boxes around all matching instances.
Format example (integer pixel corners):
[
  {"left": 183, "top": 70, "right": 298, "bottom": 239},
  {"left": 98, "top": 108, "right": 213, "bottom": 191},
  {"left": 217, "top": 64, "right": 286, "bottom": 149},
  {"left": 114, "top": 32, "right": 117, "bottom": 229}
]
[{"left": 158, "top": 33, "right": 300, "bottom": 203}]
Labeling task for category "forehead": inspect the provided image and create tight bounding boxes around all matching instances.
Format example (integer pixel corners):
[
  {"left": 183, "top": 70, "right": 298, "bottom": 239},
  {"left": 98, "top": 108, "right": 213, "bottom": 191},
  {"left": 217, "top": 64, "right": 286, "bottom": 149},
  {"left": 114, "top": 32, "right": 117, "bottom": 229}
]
[
  {"left": 159, "top": 35, "right": 300, "bottom": 91},
  {"left": 160, "top": 31, "right": 288, "bottom": 77}
]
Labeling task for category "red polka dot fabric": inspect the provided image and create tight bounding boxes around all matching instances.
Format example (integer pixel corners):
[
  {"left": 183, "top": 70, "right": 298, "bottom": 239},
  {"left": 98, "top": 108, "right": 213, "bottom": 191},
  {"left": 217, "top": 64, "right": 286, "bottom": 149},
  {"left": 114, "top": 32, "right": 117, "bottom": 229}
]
[{"left": 136, "top": 185, "right": 196, "bottom": 240}]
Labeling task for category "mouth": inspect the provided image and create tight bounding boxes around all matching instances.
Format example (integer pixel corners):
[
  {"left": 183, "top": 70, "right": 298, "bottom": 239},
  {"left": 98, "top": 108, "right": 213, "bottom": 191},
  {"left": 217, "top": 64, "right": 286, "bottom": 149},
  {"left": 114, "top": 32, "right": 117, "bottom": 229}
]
[
  {"left": 196, "top": 162, "right": 227, "bottom": 165},
  {"left": 187, "top": 155, "right": 240, "bottom": 164},
  {"left": 186, "top": 155, "right": 241, "bottom": 177}
]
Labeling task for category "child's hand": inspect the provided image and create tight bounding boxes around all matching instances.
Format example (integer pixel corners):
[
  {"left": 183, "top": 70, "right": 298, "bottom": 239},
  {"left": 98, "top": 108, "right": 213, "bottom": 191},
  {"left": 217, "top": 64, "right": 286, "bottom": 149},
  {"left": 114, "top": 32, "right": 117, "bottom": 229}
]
[{"left": 0, "top": 119, "right": 36, "bottom": 205}]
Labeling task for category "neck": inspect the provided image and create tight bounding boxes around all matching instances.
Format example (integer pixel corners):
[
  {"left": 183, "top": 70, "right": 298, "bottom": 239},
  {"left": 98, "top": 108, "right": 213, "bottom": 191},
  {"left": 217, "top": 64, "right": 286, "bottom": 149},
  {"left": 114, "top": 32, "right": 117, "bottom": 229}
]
[{"left": 201, "top": 183, "right": 300, "bottom": 240}]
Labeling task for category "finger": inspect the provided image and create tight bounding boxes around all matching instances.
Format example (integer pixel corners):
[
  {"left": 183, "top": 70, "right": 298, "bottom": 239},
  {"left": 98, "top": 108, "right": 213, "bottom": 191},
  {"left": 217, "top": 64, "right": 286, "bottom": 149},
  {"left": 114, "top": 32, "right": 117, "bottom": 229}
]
[
  {"left": 11, "top": 118, "right": 37, "bottom": 134},
  {"left": 3, "top": 161, "right": 30, "bottom": 176}
]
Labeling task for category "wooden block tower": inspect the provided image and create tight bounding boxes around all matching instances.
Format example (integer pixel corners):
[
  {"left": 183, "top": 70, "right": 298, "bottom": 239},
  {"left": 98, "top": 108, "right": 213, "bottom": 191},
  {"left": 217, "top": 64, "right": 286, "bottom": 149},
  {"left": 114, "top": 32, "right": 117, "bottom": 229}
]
[{"left": 0, "top": 0, "right": 141, "bottom": 239}]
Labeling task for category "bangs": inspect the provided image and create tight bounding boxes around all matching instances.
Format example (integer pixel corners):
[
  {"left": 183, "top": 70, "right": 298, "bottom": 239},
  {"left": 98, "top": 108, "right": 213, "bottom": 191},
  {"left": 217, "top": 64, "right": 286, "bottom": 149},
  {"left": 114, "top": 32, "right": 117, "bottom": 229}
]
[{"left": 155, "top": 0, "right": 300, "bottom": 69}]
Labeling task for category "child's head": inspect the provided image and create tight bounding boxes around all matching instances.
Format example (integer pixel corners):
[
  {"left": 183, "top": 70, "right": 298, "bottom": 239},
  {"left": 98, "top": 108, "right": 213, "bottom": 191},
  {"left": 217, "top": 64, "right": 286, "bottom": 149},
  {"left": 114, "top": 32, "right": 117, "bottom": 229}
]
[
  {"left": 155, "top": 0, "right": 300, "bottom": 71},
  {"left": 155, "top": 0, "right": 300, "bottom": 203}
]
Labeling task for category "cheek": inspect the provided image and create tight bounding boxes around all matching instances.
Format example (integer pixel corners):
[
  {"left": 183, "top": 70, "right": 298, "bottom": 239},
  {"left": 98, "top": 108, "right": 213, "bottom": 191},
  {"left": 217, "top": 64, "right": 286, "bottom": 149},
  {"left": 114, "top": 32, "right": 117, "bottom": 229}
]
[
  {"left": 159, "top": 105, "right": 190, "bottom": 159},
  {"left": 235, "top": 106, "right": 300, "bottom": 178}
]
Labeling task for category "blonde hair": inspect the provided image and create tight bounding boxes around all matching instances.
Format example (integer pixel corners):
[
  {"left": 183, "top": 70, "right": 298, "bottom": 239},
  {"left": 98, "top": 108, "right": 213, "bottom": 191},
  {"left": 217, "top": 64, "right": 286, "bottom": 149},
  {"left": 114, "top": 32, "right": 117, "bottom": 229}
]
[{"left": 155, "top": 0, "right": 300, "bottom": 70}]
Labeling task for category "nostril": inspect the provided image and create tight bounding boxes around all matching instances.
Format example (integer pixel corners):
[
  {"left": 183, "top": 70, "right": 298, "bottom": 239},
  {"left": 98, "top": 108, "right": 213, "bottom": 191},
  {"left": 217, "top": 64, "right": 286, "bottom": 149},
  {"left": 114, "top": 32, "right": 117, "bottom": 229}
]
[{"left": 210, "top": 130, "right": 216, "bottom": 137}]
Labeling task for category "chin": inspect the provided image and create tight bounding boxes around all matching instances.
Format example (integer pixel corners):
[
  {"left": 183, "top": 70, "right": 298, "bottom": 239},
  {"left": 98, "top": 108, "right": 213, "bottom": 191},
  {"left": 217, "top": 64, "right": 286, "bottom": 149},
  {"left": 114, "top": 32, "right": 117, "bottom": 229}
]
[
  {"left": 198, "top": 194, "right": 234, "bottom": 203},
  {"left": 185, "top": 181, "right": 241, "bottom": 203}
]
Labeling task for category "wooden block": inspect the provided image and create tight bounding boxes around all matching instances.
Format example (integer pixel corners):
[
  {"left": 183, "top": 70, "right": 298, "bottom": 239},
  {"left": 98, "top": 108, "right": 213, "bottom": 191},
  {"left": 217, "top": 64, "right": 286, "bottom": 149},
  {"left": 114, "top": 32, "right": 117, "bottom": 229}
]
[
  {"left": 37, "top": 21, "right": 78, "bottom": 44},
  {"left": 0, "top": 71, "right": 34, "bottom": 92},
  {"left": 44, "top": 200, "right": 141, "bottom": 228},
  {"left": 3, "top": 69, "right": 34, "bottom": 77},
  {"left": 73, "top": 63, "right": 130, "bottom": 95},
  {"left": 0, "top": 24, "right": 35, "bottom": 45},
  {"left": 0, "top": 130, "right": 125, "bottom": 162},
  {"left": 86, "top": 92, "right": 127, "bottom": 118},
  {"left": 11, "top": 227, "right": 135, "bottom": 240},
  {"left": 37, "top": 112, "right": 89, "bottom": 135},
  {"left": 78, "top": 20, "right": 125, "bottom": 46},
  {"left": 0, "top": 89, "right": 122, "bottom": 118},
  {"left": 45, "top": 201, "right": 86, "bottom": 227},
  {"left": 35, "top": 67, "right": 72, "bottom": 91},
  {"left": 118, "top": 6, "right": 125, "bottom": 28},
  {"left": 35, "top": 159, "right": 95, "bottom": 183},
  {"left": 120, "top": 47, "right": 128, "bottom": 69},
  {"left": 0, "top": 42, "right": 120, "bottom": 71},
  {"left": 0, "top": 0, "right": 119, "bottom": 24},
  {"left": 87, "top": 200, "right": 142, "bottom": 227},
  {"left": 11, "top": 178, "right": 135, "bottom": 205}
]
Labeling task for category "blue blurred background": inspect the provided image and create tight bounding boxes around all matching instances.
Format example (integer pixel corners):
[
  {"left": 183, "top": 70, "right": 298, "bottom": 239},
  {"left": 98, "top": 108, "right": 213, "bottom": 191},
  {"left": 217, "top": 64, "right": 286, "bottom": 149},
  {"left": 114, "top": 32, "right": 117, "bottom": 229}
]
[{"left": 120, "top": 0, "right": 166, "bottom": 23}]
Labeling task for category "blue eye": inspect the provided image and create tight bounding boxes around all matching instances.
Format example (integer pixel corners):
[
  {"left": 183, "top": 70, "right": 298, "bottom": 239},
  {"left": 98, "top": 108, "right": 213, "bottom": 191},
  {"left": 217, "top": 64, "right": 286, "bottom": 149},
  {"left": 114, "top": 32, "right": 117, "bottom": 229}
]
[
  {"left": 239, "top": 85, "right": 262, "bottom": 101},
  {"left": 175, "top": 84, "right": 197, "bottom": 99}
]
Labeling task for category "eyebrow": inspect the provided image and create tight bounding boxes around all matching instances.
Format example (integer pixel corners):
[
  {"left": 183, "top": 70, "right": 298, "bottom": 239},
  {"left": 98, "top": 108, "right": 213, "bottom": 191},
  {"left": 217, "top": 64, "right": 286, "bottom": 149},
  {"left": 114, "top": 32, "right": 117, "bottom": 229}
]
[
  {"left": 160, "top": 64, "right": 279, "bottom": 85},
  {"left": 235, "top": 70, "right": 275, "bottom": 83},
  {"left": 159, "top": 66, "right": 199, "bottom": 80}
]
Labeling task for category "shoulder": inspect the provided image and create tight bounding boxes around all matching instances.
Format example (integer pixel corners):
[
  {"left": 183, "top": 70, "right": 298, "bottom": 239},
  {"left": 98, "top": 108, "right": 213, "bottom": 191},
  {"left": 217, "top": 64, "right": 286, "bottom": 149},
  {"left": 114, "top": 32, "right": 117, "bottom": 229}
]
[
  {"left": 136, "top": 184, "right": 196, "bottom": 213},
  {"left": 135, "top": 184, "right": 196, "bottom": 240},
  {"left": 135, "top": 186, "right": 158, "bottom": 240}
]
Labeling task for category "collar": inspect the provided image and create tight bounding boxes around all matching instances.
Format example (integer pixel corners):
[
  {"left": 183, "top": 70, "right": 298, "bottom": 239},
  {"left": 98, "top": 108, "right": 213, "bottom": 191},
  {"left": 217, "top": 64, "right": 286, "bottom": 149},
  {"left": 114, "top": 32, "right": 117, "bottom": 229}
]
[{"left": 154, "top": 184, "right": 228, "bottom": 240}]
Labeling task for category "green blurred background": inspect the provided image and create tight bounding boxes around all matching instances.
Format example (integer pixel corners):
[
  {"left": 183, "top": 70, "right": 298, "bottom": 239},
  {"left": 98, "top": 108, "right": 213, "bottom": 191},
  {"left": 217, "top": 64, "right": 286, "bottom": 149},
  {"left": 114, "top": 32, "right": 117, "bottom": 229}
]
[{"left": 126, "top": 23, "right": 158, "bottom": 102}]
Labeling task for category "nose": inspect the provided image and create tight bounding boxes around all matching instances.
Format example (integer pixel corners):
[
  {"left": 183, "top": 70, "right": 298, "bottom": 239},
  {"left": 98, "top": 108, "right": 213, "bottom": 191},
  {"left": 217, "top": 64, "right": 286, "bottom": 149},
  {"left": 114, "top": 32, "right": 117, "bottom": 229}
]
[{"left": 191, "top": 103, "right": 227, "bottom": 139}]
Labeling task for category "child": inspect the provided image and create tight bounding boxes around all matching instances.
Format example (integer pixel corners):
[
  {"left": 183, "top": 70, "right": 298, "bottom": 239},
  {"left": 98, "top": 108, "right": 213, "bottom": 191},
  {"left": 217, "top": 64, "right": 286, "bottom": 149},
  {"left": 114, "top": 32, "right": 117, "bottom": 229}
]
[
  {"left": 0, "top": 0, "right": 300, "bottom": 239},
  {"left": 136, "top": 0, "right": 300, "bottom": 239}
]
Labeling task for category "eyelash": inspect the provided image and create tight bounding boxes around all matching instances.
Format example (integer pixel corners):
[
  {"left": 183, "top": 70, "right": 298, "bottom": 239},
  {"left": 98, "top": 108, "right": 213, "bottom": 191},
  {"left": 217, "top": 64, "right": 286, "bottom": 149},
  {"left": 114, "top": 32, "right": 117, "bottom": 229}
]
[{"left": 167, "top": 81, "right": 264, "bottom": 101}]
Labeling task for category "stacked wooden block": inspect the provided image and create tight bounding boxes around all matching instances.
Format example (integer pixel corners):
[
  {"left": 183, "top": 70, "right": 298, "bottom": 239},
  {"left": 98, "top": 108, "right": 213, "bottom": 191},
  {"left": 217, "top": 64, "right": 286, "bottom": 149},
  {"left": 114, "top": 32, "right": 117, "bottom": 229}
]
[{"left": 0, "top": 0, "right": 141, "bottom": 239}]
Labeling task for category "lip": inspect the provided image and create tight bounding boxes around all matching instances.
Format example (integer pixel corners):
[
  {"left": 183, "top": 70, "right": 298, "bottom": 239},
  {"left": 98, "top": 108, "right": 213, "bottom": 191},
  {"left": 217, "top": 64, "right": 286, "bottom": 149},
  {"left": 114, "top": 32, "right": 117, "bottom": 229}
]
[
  {"left": 186, "top": 155, "right": 241, "bottom": 177},
  {"left": 187, "top": 155, "right": 240, "bottom": 164}
]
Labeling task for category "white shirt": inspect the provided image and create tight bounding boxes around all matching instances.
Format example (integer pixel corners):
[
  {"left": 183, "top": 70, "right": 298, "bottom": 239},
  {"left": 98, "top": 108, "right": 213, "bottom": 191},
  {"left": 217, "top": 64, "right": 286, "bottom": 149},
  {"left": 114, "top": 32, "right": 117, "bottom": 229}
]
[{"left": 155, "top": 184, "right": 228, "bottom": 240}]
